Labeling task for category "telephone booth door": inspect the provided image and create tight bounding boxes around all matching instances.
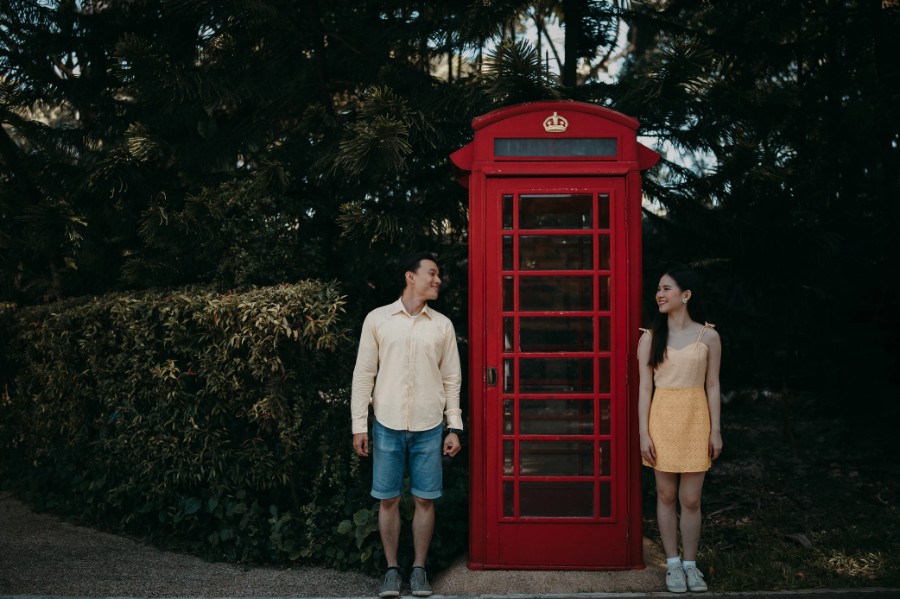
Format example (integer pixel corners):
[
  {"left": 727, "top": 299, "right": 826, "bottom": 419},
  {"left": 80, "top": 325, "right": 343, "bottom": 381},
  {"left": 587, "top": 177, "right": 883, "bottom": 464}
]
[
  {"left": 484, "top": 177, "right": 629, "bottom": 568},
  {"left": 453, "top": 101, "right": 659, "bottom": 570}
]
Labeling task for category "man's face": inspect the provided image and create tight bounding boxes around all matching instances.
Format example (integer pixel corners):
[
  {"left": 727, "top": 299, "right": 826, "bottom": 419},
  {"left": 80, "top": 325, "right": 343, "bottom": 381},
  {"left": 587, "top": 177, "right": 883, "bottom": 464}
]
[{"left": 408, "top": 259, "right": 441, "bottom": 301}]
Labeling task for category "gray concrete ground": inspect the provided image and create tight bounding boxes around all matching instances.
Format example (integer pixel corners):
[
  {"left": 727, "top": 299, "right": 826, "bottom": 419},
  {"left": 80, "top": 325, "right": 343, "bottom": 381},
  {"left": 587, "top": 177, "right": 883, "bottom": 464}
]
[{"left": 2, "top": 492, "right": 898, "bottom": 599}]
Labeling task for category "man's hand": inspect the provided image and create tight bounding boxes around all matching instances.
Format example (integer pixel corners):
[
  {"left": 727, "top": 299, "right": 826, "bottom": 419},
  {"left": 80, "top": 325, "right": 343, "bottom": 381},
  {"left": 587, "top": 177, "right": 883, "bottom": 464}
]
[
  {"left": 353, "top": 432, "right": 369, "bottom": 457},
  {"left": 443, "top": 432, "right": 461, "bottom": 457}
]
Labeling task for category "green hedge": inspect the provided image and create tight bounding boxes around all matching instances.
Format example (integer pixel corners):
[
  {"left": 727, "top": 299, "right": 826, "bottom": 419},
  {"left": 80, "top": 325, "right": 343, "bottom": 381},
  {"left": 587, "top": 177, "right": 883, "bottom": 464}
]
[{"left": 0, "top": 282, "right": 467, "bottom": 573}]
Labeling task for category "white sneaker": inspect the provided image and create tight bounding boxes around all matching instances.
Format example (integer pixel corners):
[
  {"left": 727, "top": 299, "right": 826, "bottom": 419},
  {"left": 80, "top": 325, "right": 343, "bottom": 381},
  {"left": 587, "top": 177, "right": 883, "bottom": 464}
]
[
  {"left": 684, "top": 565, "right": 708, "bottom": 592},
  {"left": 666, "top": 564, "right": 687, "bottom": 593}
]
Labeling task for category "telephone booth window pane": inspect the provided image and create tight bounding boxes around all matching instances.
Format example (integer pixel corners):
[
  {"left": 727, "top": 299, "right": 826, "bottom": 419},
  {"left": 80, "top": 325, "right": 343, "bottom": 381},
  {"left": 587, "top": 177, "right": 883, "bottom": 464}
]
[
  {"left": 503, "top": 318, "right": 514, "bottom": 351},
  {"left": 597, "top": 317, "right": 610, "bottom": 351},
  {"left": 504, "top": 441, "right": 514, "bottom": 475},
  {"left": 519, "top": 358, "right": 593, "bottom": 393},
  {"left": 599, "top": 482, "right": 612, "bottom": 518},
  {"left": 520, "top": 277, "right": 592, "bottom": 311},
  {"left": 599, "top": 440, "right": 611, "bottom": 476},
  {"left": 599, "top": 359, "right": 611, "bottom": 393},
  {"left": 599, "top": 400, "right": 611, "bottom": 435},
  {"left": 519, "top": 400, "right": 594, "bottom": 435},
  {"left": 502, "top": 195, "right": 514, "bottom": 230},
  {"left": 503, "top": 359, "right": 515, "bottom": 393},
  {"left": 503, "top": 236, "right": 513, "bottom": 270},
  {"left": 598, "top": 194, "right": 610, "bottom": 229},
  {"left": 598, "top": 276, "right": 610, "bottom": 310},
  {"left": 503, "top": 276, "right": 514, "bottom": 311},
  {"left": 599, "top": 235, "right": 610, "bottom": 270},
  {"left": 503, "top": 482, "right": 514, "bottom": 517},
  {"left": 520, "top": 441, "right": 593, "bottom": 476},
  {"left": 520, "top": 482, "right": 594, "bottom": 518},
  {"left": 520, "top": 194, "right": 592, "bottom": 229},
  {"left": 520, "top": 317, "right": 593, "bottom": 352},
  {"left": 503, "top": 399, "right": 514, "bottom": 434},
  {"left": 520, "top": 236, "right": 592, "bottom": 270}
]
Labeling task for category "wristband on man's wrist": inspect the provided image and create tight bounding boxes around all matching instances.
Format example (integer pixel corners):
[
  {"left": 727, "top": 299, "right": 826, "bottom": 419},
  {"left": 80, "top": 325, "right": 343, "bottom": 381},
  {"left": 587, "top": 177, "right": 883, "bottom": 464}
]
[{"left": 446, "top": 428, "right": 463, "bottom": 435}]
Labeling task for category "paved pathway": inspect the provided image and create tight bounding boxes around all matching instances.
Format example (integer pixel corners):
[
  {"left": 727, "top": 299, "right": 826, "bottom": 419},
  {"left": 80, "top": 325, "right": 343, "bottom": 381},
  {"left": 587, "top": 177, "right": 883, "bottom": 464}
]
[{"left": 2, "top": 492, "right": 898, "bottom": 599}]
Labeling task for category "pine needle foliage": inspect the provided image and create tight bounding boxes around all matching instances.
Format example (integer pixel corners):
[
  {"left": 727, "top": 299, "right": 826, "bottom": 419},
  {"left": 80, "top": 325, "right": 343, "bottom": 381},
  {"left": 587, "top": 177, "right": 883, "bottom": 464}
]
[
  {"left": 615, "top": 0, "right": 900, "bottom": 423},
  {"left": 1, "top": 0, "right": 632, "bottom": 307}
]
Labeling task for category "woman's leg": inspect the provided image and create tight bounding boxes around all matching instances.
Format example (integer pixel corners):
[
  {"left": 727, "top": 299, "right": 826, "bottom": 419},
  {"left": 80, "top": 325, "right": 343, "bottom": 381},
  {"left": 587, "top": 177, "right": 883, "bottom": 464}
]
[
  {"left": 654, "top": 470, "right": 680, "bottom": 558},
  {"left": 678, "top": 471, "right": 707, "bottom": 561}
]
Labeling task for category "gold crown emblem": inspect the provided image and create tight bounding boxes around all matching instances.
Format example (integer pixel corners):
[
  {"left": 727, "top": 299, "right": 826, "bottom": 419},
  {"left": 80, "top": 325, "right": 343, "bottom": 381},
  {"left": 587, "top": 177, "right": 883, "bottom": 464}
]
[{"left": 542, "top": 111, "right": 569, "bottom": 133}]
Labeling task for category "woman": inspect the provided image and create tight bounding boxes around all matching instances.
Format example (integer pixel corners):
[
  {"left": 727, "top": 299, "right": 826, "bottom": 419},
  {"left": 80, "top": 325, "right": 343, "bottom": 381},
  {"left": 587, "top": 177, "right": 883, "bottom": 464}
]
[{"left": 638, "top": 267, "right": 723, "bottom": 593}]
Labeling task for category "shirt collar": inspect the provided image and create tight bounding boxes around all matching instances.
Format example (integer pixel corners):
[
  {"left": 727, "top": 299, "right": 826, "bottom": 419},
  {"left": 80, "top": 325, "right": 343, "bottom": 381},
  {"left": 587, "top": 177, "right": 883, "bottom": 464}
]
[{"left": 389, "top": 297, "right": 432, "bottom": 319}]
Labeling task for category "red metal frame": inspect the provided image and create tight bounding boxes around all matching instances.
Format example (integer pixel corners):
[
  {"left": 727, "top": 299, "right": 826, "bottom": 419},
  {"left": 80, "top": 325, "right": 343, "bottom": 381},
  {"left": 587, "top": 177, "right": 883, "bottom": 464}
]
[{"left": 452, "top": 101, "right": 659, "bottom": 570}]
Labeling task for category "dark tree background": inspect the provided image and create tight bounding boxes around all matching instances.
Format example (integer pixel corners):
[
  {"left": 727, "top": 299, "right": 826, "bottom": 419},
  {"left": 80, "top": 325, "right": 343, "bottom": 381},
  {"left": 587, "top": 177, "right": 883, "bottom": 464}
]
[
  {"left": 613, "top": 0, "right": 900, "bottom": 440},
  {"left": 2, "top": 0, "right": 898, "bottom": 436}
]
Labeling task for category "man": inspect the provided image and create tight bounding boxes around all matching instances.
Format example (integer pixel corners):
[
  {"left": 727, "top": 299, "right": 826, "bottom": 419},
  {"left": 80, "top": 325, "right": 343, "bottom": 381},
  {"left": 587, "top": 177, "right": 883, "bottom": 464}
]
[{"left": 351, "top": 253, "right": 463, "bottom": 598}]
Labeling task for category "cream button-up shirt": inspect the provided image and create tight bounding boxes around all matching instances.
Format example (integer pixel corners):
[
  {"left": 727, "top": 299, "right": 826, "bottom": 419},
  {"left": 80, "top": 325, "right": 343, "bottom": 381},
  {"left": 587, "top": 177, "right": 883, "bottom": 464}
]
[{"left": 351, "top": 299, "right": 463, "bottom": 434}]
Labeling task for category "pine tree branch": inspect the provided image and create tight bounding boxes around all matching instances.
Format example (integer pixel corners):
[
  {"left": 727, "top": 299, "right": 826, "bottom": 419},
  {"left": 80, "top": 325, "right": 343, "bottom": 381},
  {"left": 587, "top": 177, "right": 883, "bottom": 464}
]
[
  {"left": 303, "top": 0, "right": 334, "bottom": 115},
  {"left": 0, "top": 121, "right": 45, "bottom": 206},
  {"left": 534, "top": 11, "right": 563, "bottom": 75}
]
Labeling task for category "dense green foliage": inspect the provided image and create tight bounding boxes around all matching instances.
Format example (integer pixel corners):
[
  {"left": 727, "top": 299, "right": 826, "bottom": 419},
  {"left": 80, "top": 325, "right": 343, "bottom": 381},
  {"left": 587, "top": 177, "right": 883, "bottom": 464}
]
[
  {"left": 0, "top": 282, "right": 357, "bottom": 567},
  {"left": 0, "top": 280, "right": 467, "bottom": 572}
]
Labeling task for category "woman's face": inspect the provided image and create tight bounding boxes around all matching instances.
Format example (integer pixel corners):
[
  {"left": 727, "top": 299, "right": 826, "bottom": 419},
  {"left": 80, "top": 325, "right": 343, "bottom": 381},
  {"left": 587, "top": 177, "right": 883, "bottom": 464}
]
[{"left": 655, "top": 274, "right": 689, "bottom": 313}]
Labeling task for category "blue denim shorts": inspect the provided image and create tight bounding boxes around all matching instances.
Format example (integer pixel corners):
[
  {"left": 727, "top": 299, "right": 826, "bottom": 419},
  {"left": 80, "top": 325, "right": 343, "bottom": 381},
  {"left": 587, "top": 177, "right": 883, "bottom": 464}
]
[{"left": 371, "top": 420, "right": 443, "bottom": 500}]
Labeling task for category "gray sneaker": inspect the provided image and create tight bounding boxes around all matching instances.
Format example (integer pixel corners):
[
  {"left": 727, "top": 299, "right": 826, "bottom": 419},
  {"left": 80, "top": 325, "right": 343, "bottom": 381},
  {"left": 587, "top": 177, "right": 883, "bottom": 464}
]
[
  {"left": 378, "top": 567, "right": 401, "bottom": 598},
  {"left": 410, "top": 566, "right": 433, "bottom": 597},
  {"left": 666, "top": 564, "right": 688, "bottom": 593},
  {"left": 684, "top": 566, "right": 708, "bottom": 592}
]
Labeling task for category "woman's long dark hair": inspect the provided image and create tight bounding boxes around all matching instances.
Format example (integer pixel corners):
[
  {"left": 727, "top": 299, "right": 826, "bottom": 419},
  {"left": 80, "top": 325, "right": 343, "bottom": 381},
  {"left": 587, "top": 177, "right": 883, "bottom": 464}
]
[{"left": 649, "top": 267, "right": 708, "bottom": 369}]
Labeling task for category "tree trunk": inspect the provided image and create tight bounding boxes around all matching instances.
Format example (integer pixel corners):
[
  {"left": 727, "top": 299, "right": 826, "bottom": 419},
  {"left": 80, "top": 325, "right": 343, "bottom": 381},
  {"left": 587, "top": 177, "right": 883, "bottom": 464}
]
[{"left": 562, "top": 0, "right": 582, "bottom": 88}]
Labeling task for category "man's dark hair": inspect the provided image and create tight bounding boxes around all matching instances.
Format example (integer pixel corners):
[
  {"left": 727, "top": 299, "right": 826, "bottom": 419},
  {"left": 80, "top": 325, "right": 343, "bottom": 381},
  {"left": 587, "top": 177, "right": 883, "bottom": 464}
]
[{"left": 396, "top": 252, "right": 437, "bottom": 295}]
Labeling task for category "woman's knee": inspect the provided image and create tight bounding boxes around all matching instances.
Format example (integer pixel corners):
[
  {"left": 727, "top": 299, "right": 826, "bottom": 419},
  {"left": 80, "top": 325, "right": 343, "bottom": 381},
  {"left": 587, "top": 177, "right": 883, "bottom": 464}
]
[
  {"left": 679, "top": 489, "right": 702, "bottom": 512},
  {"left": 654, "top": 471, "right": 678, "bottom": 505},
  {"left": 656, "top": 485, "right": 677, "bottom": 505}
]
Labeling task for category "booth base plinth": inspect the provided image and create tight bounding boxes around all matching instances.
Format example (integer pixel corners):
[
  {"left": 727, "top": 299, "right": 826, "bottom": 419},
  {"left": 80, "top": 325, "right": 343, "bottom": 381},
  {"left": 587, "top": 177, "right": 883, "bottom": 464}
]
[{"left": 432, "top": 537, "right": 667, "bottom": 595}]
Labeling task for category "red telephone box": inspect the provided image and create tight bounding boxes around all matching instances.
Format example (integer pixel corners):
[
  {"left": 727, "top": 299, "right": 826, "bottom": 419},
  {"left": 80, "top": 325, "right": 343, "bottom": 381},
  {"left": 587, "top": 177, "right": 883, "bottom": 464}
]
[{"left": 451, "top": 101, "right": 659, "bottom": 570}]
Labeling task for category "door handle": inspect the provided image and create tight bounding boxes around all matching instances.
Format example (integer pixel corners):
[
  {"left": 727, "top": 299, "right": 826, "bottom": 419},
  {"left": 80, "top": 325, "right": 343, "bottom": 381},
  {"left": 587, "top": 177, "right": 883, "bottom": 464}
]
[{"left": 485, "top": 367, "right": 497, "bottom": 386}]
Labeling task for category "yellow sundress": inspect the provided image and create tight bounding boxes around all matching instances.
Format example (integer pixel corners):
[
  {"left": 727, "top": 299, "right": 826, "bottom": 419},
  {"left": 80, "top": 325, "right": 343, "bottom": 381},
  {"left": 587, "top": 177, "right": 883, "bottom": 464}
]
[{"left": 642, "top": 323, "right": 715, "bottom": 473}]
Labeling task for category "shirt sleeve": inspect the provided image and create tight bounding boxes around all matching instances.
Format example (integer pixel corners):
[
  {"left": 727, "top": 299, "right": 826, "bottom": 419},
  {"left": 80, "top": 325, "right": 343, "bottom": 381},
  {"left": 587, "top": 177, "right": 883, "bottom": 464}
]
[
  {"left": 440, "top": 320, "right": 463, "bottom": 430},
  {"left": 350, "top": 312, "right": 379, "bottom": 434}
]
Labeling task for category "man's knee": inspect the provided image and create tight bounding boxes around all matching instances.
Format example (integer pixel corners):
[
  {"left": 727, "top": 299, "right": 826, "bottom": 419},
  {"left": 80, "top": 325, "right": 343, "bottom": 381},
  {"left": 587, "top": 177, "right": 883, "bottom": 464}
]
[
  {"left": 413, "top": 495, "right": 434, "bottom": 511},
  {"left": 381, "top": 496, "right": 401, "bottom": 511}
]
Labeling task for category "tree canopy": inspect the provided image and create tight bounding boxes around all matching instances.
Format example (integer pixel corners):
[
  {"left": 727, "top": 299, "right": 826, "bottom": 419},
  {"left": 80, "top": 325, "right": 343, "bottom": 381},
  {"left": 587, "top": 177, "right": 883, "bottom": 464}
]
[
  {"left": 1, "top": 0, "right": 614, "bottom": 308},
  {"left": 614, "top": 0, "right": 900, "bottom": 424},
  {"left": 2, "top": 0, "right": 898, "bottom": 417}
]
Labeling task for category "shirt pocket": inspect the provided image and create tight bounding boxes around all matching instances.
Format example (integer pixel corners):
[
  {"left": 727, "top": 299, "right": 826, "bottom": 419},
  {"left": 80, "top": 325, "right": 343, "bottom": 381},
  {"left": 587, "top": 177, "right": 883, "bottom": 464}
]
[{"left": 419, "top": 325, "right": 445, "bottom": 360}]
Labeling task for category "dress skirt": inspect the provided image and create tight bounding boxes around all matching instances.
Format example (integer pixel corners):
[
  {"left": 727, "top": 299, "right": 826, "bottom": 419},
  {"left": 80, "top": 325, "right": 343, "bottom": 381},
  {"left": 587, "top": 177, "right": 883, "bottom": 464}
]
[{"left": 644, "top": 386, "right": 712, "bottom": 473}]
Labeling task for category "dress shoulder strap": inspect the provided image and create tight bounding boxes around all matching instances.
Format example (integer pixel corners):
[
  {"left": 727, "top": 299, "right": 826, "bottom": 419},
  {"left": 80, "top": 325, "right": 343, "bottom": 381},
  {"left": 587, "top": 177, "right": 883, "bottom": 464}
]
[
  {"left": 638, "top": 328, "right": 652, "bottom": 346},
  {"left": 695, "top": 322, "right": 716, "bottom": 344}
]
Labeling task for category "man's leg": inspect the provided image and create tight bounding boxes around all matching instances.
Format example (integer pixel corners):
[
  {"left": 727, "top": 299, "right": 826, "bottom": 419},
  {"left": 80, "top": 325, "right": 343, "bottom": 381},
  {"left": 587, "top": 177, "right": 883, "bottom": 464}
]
[
  {"left": 412, "top": 495, "right": 435, "bottom": 568},
  {"left": 407, "top": 424, "right": 443, "bottom": 596},
  {"left": 371, "top": 421, "right": 406, "bottom": 571},
  {"left": 379, "top": 496, "right": 402, "bottom": 567}
]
